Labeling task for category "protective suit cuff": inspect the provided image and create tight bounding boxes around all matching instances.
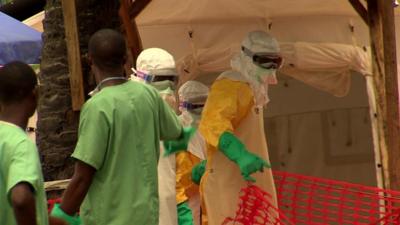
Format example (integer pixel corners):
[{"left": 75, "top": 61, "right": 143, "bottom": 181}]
[{"left": 218, "top": 132, "right": 245, "bottom": 159}]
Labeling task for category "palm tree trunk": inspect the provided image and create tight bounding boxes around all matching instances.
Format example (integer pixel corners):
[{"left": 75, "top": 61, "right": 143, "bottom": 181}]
[{"left": 38, "top": 0, "right": 121, "bottom": 181}]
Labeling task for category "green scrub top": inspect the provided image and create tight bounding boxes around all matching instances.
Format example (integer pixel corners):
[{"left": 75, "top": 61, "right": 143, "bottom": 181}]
[
  {"left": 72, "top": 81, "right": 182, "bottom": 225},
  {"left": 0, "top": 121, "right": 48, "bottom": 225}
]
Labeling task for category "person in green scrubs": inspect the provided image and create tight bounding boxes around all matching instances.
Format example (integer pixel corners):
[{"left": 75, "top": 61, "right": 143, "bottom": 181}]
[
  {"left": 51, "top": 29, "right": 191, "bottom": 225},
  {"left": 0, "top": 62, "right": 65, "bottom": 225}
]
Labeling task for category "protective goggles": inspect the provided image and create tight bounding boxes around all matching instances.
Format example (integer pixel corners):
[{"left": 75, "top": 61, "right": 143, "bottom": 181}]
[
  {"left": 179, "top": 101, "right": 205, "bottom": 110},
  {"left": 152, "top": 81, "right": 176, "bottom": 93},
  {"left": 241, "top": 46, "right": 283, "bottom": 69}
]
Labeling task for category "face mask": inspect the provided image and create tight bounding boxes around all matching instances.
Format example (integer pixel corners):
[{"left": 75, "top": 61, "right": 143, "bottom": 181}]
[
  {"left": 180, "top": 110, "right": 202, "bottom": 128},
  {"left": 254, "top": 67, "right": 277, "bottom": 84},
  {"left": 190, "top": 107, "right": 204, "bottom": 116},
  {"left": 151, "top": 80, "right": 175, "bottom": 92},
  {"left": 180, "top": 111, "right": 193, "bottom": 127},
  {"left": 159, "top": 88, "right": 177, "bottom": 109},
  {"left": 189, "top": 107, "right": 203, "bottom": 127},
  {"left": 190, "top": 112, "right": 202, "bottom": 126}
]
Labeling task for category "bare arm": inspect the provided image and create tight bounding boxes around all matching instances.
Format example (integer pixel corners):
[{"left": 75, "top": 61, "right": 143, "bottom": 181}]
[
  {"left": 11, "top": 182, "right": 37, "bottom": 225},
  {"left": 60, "top": 160, "right": 96, "bottom": 215}
]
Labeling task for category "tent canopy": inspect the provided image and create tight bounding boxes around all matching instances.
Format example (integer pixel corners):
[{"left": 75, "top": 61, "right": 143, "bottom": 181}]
[
  {"left": 135, "top": 0, "right": 382, "bottom": 97},
  {"left": 23, "top": 0, "right": 389, "bottom": 186},
  {"left": 135, "top": 0, "right": 388, "bottom": 186},
  {"left": 0, "top": 11, "right": 42, "bottom": 65}
]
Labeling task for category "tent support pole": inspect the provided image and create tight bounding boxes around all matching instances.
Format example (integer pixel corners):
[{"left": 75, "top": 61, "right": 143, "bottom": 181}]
[
  {"left": 348, "top": 0, "right": 368, "bottom": 24},
  {"left": 378, "top": 0, "right": 400, "bottom": 191},
  {"left": 61, "top": 0, "right": 85, "bottom": 111},
  {"left": 349, "top": 1, "right": 385, "bottom": 189},
  {"left": 119, "top": 0, "right": 151, "bottom": 68},
  {"left": 366, "top": 0, "right": 400, "bottom": 190}
]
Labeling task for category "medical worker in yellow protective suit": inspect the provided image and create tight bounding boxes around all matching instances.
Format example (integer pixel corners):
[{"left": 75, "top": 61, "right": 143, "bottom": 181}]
[
  {"left": 176, "top": 81, "right": 209, "bottom": 225},
  {"left": 133, "top": 48, "right": 180, "bottom": 225},
  {"left": 198, "top": 30, "right": 283, "bottom": 225}
]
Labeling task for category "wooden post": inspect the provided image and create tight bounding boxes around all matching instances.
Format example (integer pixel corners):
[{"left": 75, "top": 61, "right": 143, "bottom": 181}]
[
  {"left": 366, "top": 0, "right": 400, "bottom": 190},
  {"left": 349, "top": 0, "right": 385, "bottom": 190},
  {"left": 119, "top": 0, "right": 151, "bottom": 67},
  {"left": 379, "top": 0, "right": 400, "bottom": 191},
  {"left": 348, "top": 0, "right": 368, "bottom": 24},
  {"left": 61, "top": 0, "right": 85, "bottom": 111}
]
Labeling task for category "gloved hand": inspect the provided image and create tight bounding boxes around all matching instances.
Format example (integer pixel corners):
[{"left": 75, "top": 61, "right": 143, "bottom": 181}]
[
  {"left": 191, "top": 160, "right": 207, "bottom": 185},
  {"left": 177, "top": 201, "right": 194, "bottom": 225},
  {"left": 50, "top": 204, "right": 81, "bottom": 225},
  {"left": 164, "top": 127, "right": 196, "bottom": 156},
  {"left": 218, "top": 132, "right": 270, "bottom": 182}
]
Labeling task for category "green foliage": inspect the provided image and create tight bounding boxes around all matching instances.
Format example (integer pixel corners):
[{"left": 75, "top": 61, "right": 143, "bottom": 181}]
[{"left": 0, "top": 0, "right": 13, "bottom": 6}]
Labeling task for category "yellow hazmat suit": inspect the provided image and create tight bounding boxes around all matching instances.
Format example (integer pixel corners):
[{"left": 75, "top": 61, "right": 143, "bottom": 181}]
[
  {"left": 199, "top": 30, "right": 282, "bottom": 225},
  {"left": 176, "top": 152, "right": 199, "bottom": 205},
  {"left": 199, "top": 75, "right": 277, "bottom": 225},
  {"left": 176, "top": 80, "right": 209, "bottom": 225}
]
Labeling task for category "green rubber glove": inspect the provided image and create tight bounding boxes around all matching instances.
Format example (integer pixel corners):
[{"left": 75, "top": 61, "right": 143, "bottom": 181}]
[
  {"left": 177, "top": 201, "right": 194, "bottom": 225},
  {"left": 218, "top": 132, "right": 271, "bottom": 182},
  {"left": 191, "top": 160, "right": 207, "bottom": 185},
  {"left": 164, "top": 127, "right": 196, "bottom": 156},
  {"left": 50, "top": 203, "right": 81, "bottom": 225}
]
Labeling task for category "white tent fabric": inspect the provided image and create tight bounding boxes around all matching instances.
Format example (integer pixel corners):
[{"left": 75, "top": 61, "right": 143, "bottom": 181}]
[
  {"left": 280, "top": 42, "right": 371, "bottom": 97},
  {"left": 177, "top": 42, "right": 371, "bottom": 97},
  {"left": 135, "top": 0, "right": 388, "bottom": 186},
  {"left": 136, "top": 1, "right": 377, "bottom": 99},
  {"left": 25, "top": 1, "right": 400, "bottom": 186},
  {"left": 264, "top": 73, "right": 375, "bottom": 186},
  {"left": 137, "top": 0, "right": 361, "bottom": 26}
]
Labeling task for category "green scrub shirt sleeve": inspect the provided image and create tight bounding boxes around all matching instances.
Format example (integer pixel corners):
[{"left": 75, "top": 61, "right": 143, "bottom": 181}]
[
  {"left": 159, "top": 97, "right": 182, "bottom": 141},
  {"left": 7, "top": 140, "right": 41, "bottom": 202},
  {"left": 72, "top": 102, "right": 110, "bottom": 170}
]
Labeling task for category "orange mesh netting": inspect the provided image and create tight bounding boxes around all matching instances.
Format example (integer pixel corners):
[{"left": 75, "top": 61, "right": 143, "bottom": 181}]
[{"left": 224, "top": 171, "right": 400, "bottom": 225}]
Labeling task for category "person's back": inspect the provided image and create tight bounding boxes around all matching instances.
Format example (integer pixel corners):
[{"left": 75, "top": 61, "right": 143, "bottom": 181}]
[
  {"left": 51, "top": 29, "right": 185, "bottom": 225},
  {"left": 74, "top": 80, "right": 181, "bottom": 224},
  {"left": 133, "top": 47, "right": 181, "bottom": 225},
  {"left": 0, "top": 122, "right": 48, "bottom": 225},
  {"left": 0, "top": 61, "right": 52, "bottom": 225}
]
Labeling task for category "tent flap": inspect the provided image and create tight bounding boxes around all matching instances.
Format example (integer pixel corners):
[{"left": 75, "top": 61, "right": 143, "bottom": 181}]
[{"left": 177, "top": 42, "right": 371, "bottom": 97}]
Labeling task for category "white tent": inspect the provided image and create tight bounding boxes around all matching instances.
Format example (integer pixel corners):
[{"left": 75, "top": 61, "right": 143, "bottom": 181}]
[
  {"left": 27, "top": 1, "right": 400, "bottom": 187},
  {"left": 136, "top": 0, "right": 400, "bottom": 188}
]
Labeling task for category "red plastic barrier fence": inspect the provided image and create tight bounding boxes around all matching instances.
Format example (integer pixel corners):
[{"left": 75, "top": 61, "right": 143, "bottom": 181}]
[
  {"left": 47, "top": 198, "right": 61, "bottom": 213},
  {"left": 225, "top": 171, "right": 400, "bottom": 225},
  {"left": 222, "top": 184, "right": 293, "bottom": 225}
]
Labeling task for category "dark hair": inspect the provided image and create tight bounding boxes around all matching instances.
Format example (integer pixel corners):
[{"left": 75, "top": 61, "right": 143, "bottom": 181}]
[
  {"left": 88, "top": 29, "right": 127, "bottom": 72},
  {"left": 0, "top": 61, "right": 37, "bottom": 104}
]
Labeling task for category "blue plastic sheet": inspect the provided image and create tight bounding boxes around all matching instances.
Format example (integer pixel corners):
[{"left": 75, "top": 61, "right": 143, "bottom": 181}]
[{"left": 0, "top": 12, "right": 42, "bottom": 64}]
